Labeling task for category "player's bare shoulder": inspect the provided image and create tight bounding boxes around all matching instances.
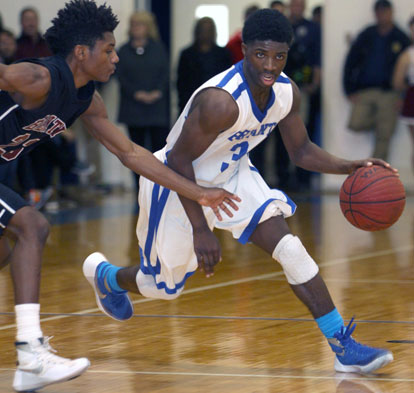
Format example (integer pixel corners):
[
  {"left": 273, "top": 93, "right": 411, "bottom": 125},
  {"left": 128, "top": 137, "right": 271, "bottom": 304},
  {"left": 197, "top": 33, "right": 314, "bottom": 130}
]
[
  {"left": 191, "top": 87, "right": 239, "bottom": 133},
  {"left": 1, "top": 62, "right": 51, "bottom": 109}
]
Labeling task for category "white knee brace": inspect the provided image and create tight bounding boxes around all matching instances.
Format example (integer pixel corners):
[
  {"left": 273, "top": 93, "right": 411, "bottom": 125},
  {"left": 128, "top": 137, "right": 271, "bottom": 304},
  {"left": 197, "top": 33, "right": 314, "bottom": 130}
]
[{"left": 272, "top": 234, "right": 319, "bottom": 285}]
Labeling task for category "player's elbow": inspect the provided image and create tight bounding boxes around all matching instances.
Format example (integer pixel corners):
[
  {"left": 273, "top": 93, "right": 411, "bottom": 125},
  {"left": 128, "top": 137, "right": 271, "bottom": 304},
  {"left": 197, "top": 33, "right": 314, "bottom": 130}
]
[{"left": 289, "top": 143, "right": 309, "bottom": 167}]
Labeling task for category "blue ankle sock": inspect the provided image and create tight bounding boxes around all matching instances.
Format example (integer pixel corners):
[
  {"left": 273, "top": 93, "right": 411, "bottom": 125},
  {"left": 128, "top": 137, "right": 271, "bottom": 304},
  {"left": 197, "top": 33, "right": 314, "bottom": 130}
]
[
  {"left": 315, "top": 308, "right": 344, "bottom": 338},
  {"left": 102, "top": 264, "right": 125, "bottom": 294}
]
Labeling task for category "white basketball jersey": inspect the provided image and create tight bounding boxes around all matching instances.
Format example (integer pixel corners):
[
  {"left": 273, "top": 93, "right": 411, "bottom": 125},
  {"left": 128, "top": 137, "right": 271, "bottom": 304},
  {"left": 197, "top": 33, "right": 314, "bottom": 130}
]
[{"left": 162, "top": 61, "right": 293, "bottom": 186}]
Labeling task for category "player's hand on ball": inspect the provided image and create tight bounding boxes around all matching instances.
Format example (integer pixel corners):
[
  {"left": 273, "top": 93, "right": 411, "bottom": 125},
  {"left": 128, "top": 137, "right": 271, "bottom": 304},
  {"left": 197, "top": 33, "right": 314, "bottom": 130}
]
[
  {"left": 193, "top": 227, "right": 221, "bottom": 278},
  {"left": 198, "top": 187, "right": 241, "bottom": 221},
  {"left": 348, "top": 158, "right": 398, "bottom": 174}
]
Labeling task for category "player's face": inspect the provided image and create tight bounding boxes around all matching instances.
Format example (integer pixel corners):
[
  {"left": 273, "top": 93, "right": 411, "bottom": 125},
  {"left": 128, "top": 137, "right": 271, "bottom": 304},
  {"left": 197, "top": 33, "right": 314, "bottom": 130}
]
[
  {"left": 242, "top": 40, "right": 289, "bottom": 89},
  {"left": 85, "top": 32, "right": 119, "bottom": 82}
]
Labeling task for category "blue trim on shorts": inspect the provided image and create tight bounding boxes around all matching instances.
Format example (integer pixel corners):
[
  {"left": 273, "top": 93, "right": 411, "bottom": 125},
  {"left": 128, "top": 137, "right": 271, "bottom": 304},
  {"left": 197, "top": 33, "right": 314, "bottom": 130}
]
[
  {"left": 139, "top": 183, "right": 195, "bottom": 295},
  {"left": 237, "top": 193, "right": 297, "bottom": 245},
  {"left": 139, "top": 246, "right": 196, "bottom": 295}
]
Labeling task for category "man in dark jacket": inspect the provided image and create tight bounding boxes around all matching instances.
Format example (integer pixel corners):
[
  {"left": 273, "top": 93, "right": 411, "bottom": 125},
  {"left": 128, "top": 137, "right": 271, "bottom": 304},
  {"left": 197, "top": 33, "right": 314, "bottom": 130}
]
[
  {"left": 343, "top": 0, "right": 410, "bottom": 160},
  {"left": 176, "top": 17, "right": 232, "bottom": 112}
]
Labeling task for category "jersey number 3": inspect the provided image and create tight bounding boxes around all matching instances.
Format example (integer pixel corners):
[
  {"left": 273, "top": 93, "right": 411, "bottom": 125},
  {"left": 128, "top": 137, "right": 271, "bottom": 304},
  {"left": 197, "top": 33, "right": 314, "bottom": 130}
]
[{"left": 220, "top": 141, "right": 249, "bottom": 172}]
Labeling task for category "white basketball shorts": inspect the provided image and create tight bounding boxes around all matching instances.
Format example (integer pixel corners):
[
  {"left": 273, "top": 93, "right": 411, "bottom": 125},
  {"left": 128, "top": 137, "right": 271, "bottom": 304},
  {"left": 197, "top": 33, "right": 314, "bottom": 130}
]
[{"left": 136, "top": 155, "right": 296, "bottom": 300}]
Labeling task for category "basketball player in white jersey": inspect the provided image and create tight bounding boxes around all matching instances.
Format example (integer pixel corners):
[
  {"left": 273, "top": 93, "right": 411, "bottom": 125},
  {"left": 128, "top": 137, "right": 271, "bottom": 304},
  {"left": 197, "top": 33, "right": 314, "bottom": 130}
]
[{"left": 84, "top": 9, "right": 397, "bottom": 373}]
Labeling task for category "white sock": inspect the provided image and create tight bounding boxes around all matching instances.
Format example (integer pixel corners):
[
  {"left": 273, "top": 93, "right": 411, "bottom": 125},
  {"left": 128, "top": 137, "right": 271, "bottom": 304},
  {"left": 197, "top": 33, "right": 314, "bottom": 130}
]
[{"left": 15, "top": 304, "right": 43, "bottom": 342}]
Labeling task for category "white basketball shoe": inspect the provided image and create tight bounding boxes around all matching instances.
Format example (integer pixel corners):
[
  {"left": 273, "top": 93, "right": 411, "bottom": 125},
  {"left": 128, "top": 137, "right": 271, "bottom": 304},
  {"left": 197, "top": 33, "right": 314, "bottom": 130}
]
[{"left": 13, "top": 337, "right": 90, "bottom": 392}]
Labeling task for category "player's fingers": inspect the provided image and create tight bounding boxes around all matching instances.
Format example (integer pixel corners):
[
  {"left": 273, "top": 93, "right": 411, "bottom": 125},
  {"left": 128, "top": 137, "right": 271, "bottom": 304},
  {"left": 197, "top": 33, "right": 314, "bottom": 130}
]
[
  {"left": 227, "top": 193, "right": 241, "bottom": 202},
  {"left": 220, "top": 203, "right": 234, "bottom": 218},
  {"left": 373, "top": 159, "right": 398, "bottom": 173},
  {"left": 203, "top": 252, "right": 216, "bottom": 277},
  {"left": 195, "top": 251, "right": 204, "bottom": 269},
  {"left": 212, "top": 207, "right": 223, "bottom": 221},
  {"left": 225, "top": 197, "right": 239, "bottom": 211}
]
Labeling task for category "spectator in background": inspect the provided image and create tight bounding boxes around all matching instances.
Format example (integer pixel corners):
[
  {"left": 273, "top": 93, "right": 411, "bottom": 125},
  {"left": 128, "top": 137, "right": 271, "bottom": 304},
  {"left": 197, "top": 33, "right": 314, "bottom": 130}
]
[
  {"left": 226, "top": 5, "right": 260, "bottom": 64},
  {"left": 343, "top": 0, "right": 410, "bottom": 160},
  {"left": 312, "top": 5, "right": 322, "bottom": 25},
  {"left": 117, "top": 11, "right": 170, "bottom": 196},
  {"left": 0, "top": 30, "right": 17, "bottom": 65},
  {"left": 177, "top": 17, "right": 232, "bottom": 112},
  {"left": 253, "top": 0, "right": 321, "bottom": 191},
  {"left": 393, "top": 15, "right": 414, "bottom": 171},
  {"left": 15, "top": 7, "right": 52, "bottom": 60},
  {"left": 270, "top": 1, "right": 286, "bottom": 14}
]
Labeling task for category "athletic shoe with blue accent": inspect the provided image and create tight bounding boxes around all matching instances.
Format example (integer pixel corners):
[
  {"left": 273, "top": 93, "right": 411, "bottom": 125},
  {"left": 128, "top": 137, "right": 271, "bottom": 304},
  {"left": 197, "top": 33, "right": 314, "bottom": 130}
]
[
  {"left": 83, "top": 252, "right": 133, "bottom": 321},
  {"left": 328, "top": 318, "right": 393, "bottom": 374}
]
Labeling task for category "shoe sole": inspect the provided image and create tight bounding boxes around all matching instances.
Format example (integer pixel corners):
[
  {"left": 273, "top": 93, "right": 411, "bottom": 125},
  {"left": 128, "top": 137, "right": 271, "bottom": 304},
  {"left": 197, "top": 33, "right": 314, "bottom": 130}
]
[
  {"left": 13, "top": 358, "right": 90, "bottom": 392},
  {"left": 334, "top": 352, "right": 393, "bottom": 374},
  {"left": 83, "top": 252, "right": 133, "bottom": 321}
]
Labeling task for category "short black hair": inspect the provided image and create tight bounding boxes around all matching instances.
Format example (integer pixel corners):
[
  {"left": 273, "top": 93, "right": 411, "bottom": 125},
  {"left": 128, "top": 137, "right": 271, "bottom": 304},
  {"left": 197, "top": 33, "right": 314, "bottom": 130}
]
[
  {"left": 312, "top": 6, "right": 322, "bottom": 18},
  {"left": 44, "top": 0, "right": 119, "bottom": 57},
  {"left": 242, "top": 8, "right": 293, "bottom": 46},
  {"left": 374, "top": 0, "right": 392, "bottom": 11}
]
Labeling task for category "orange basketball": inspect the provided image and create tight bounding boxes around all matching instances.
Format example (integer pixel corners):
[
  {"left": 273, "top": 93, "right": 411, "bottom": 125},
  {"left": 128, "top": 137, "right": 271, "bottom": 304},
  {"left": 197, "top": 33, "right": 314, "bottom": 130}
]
[{"left": 339, "top": 165, "right": 405, "bottom": 231}]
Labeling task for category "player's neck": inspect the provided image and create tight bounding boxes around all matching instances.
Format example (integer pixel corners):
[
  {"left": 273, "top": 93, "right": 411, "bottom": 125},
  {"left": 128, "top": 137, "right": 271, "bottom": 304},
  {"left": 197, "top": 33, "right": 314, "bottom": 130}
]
[{"left": 66, "top": 56, "right": 90, "bottom": 89}]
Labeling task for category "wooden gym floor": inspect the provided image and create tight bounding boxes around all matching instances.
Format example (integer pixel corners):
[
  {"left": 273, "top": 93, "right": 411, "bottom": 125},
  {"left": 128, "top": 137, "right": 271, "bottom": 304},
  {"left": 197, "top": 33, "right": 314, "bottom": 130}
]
[{"left": 0, "top": 191, "right": 413, "bottom": 393}]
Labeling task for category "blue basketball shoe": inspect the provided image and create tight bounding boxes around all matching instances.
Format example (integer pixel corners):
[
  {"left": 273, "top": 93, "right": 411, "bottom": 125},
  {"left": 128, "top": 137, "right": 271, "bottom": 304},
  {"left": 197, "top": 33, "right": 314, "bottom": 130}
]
[
  {"left": 83, "top": 252, "right": 133, "bottom": 321},
  {"left": 328, "top": 318, "right": 393, "bottom": 373}
]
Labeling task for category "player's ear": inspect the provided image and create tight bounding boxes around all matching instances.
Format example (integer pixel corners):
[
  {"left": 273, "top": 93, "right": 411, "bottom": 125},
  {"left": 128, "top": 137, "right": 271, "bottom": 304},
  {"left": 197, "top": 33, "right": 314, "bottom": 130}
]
[
  {"left": 73, "top": 44, "right": 87, "bottom": 61},
  {"left": 241, "top": 43, "right": 247, "bottom": 57}
]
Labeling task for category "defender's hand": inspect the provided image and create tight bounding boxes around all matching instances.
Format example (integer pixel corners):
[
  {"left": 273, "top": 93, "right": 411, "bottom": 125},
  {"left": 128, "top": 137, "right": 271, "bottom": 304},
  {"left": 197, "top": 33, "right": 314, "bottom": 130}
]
[
  {"left": 193, "top": 227, "right": 221, "bottom": 278},
  {"left": 198, "top": 187, "right": 241, "bottom": 221},
  {"left": 348, "top": 159, "right": 398, "bottom": 175}
]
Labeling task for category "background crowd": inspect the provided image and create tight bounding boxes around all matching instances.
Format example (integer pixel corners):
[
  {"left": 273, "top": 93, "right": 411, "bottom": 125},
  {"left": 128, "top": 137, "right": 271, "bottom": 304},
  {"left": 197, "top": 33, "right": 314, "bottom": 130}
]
[{"left": 0, "top": 0, "right": 413, "bottom": 212}]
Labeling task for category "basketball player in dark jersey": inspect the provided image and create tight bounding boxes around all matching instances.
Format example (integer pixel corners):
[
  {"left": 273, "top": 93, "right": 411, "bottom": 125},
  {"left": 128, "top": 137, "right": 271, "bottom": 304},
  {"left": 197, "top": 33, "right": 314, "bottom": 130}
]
[{"left": 0, "top": 1, "right": 240, "bottom": 391}]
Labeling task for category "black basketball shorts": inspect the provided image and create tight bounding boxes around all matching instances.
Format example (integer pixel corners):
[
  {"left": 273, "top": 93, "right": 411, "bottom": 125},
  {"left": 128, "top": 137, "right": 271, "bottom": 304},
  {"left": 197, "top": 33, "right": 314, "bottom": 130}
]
[{"left": 0, "top": 183, "right": 28, "bottom": 235}]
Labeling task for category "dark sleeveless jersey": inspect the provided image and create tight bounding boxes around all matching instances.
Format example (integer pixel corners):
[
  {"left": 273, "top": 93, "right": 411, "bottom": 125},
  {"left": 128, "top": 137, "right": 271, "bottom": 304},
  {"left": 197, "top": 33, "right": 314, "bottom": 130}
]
[{"left": 0, "top": 55, "right": 95, "bottom": 163}]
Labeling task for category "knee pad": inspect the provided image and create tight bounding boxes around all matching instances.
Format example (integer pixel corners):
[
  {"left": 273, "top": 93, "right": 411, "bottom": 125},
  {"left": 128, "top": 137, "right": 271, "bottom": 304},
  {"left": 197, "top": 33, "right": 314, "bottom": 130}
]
[{"left": 272, "top": 234, "right": 319, "bottom": 285}]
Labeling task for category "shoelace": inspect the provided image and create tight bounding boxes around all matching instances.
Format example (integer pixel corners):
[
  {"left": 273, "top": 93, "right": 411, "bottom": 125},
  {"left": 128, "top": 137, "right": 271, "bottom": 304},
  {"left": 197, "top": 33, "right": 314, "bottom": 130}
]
[
  {"left": 336, "top": 317, "right": 357, "bottom": 341},
  {"left": 334, "top": 317, "right": 379, "bottom": 358},
  {"left": 34, "top": 336, "right": 71, "bottom": 365}
]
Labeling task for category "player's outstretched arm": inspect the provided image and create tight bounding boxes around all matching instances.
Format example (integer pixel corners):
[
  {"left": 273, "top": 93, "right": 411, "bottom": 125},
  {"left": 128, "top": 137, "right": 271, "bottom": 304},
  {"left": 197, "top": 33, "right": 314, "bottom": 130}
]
[
  {"left": 278, "top": 80, "right": 398, "bottom": 175},
  {"left": 80, "top": 92, "right": 240, "bottom": 219}
]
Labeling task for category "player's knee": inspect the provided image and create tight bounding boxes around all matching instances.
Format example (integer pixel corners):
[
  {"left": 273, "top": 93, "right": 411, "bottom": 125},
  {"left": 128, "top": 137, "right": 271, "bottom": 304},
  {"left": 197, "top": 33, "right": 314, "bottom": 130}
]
[
  {"left": 272, "top": 234, "right": 319, "bottom": 285},
  {"left": 14, "top": 207, "right": 50, "bottom": 245}
]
